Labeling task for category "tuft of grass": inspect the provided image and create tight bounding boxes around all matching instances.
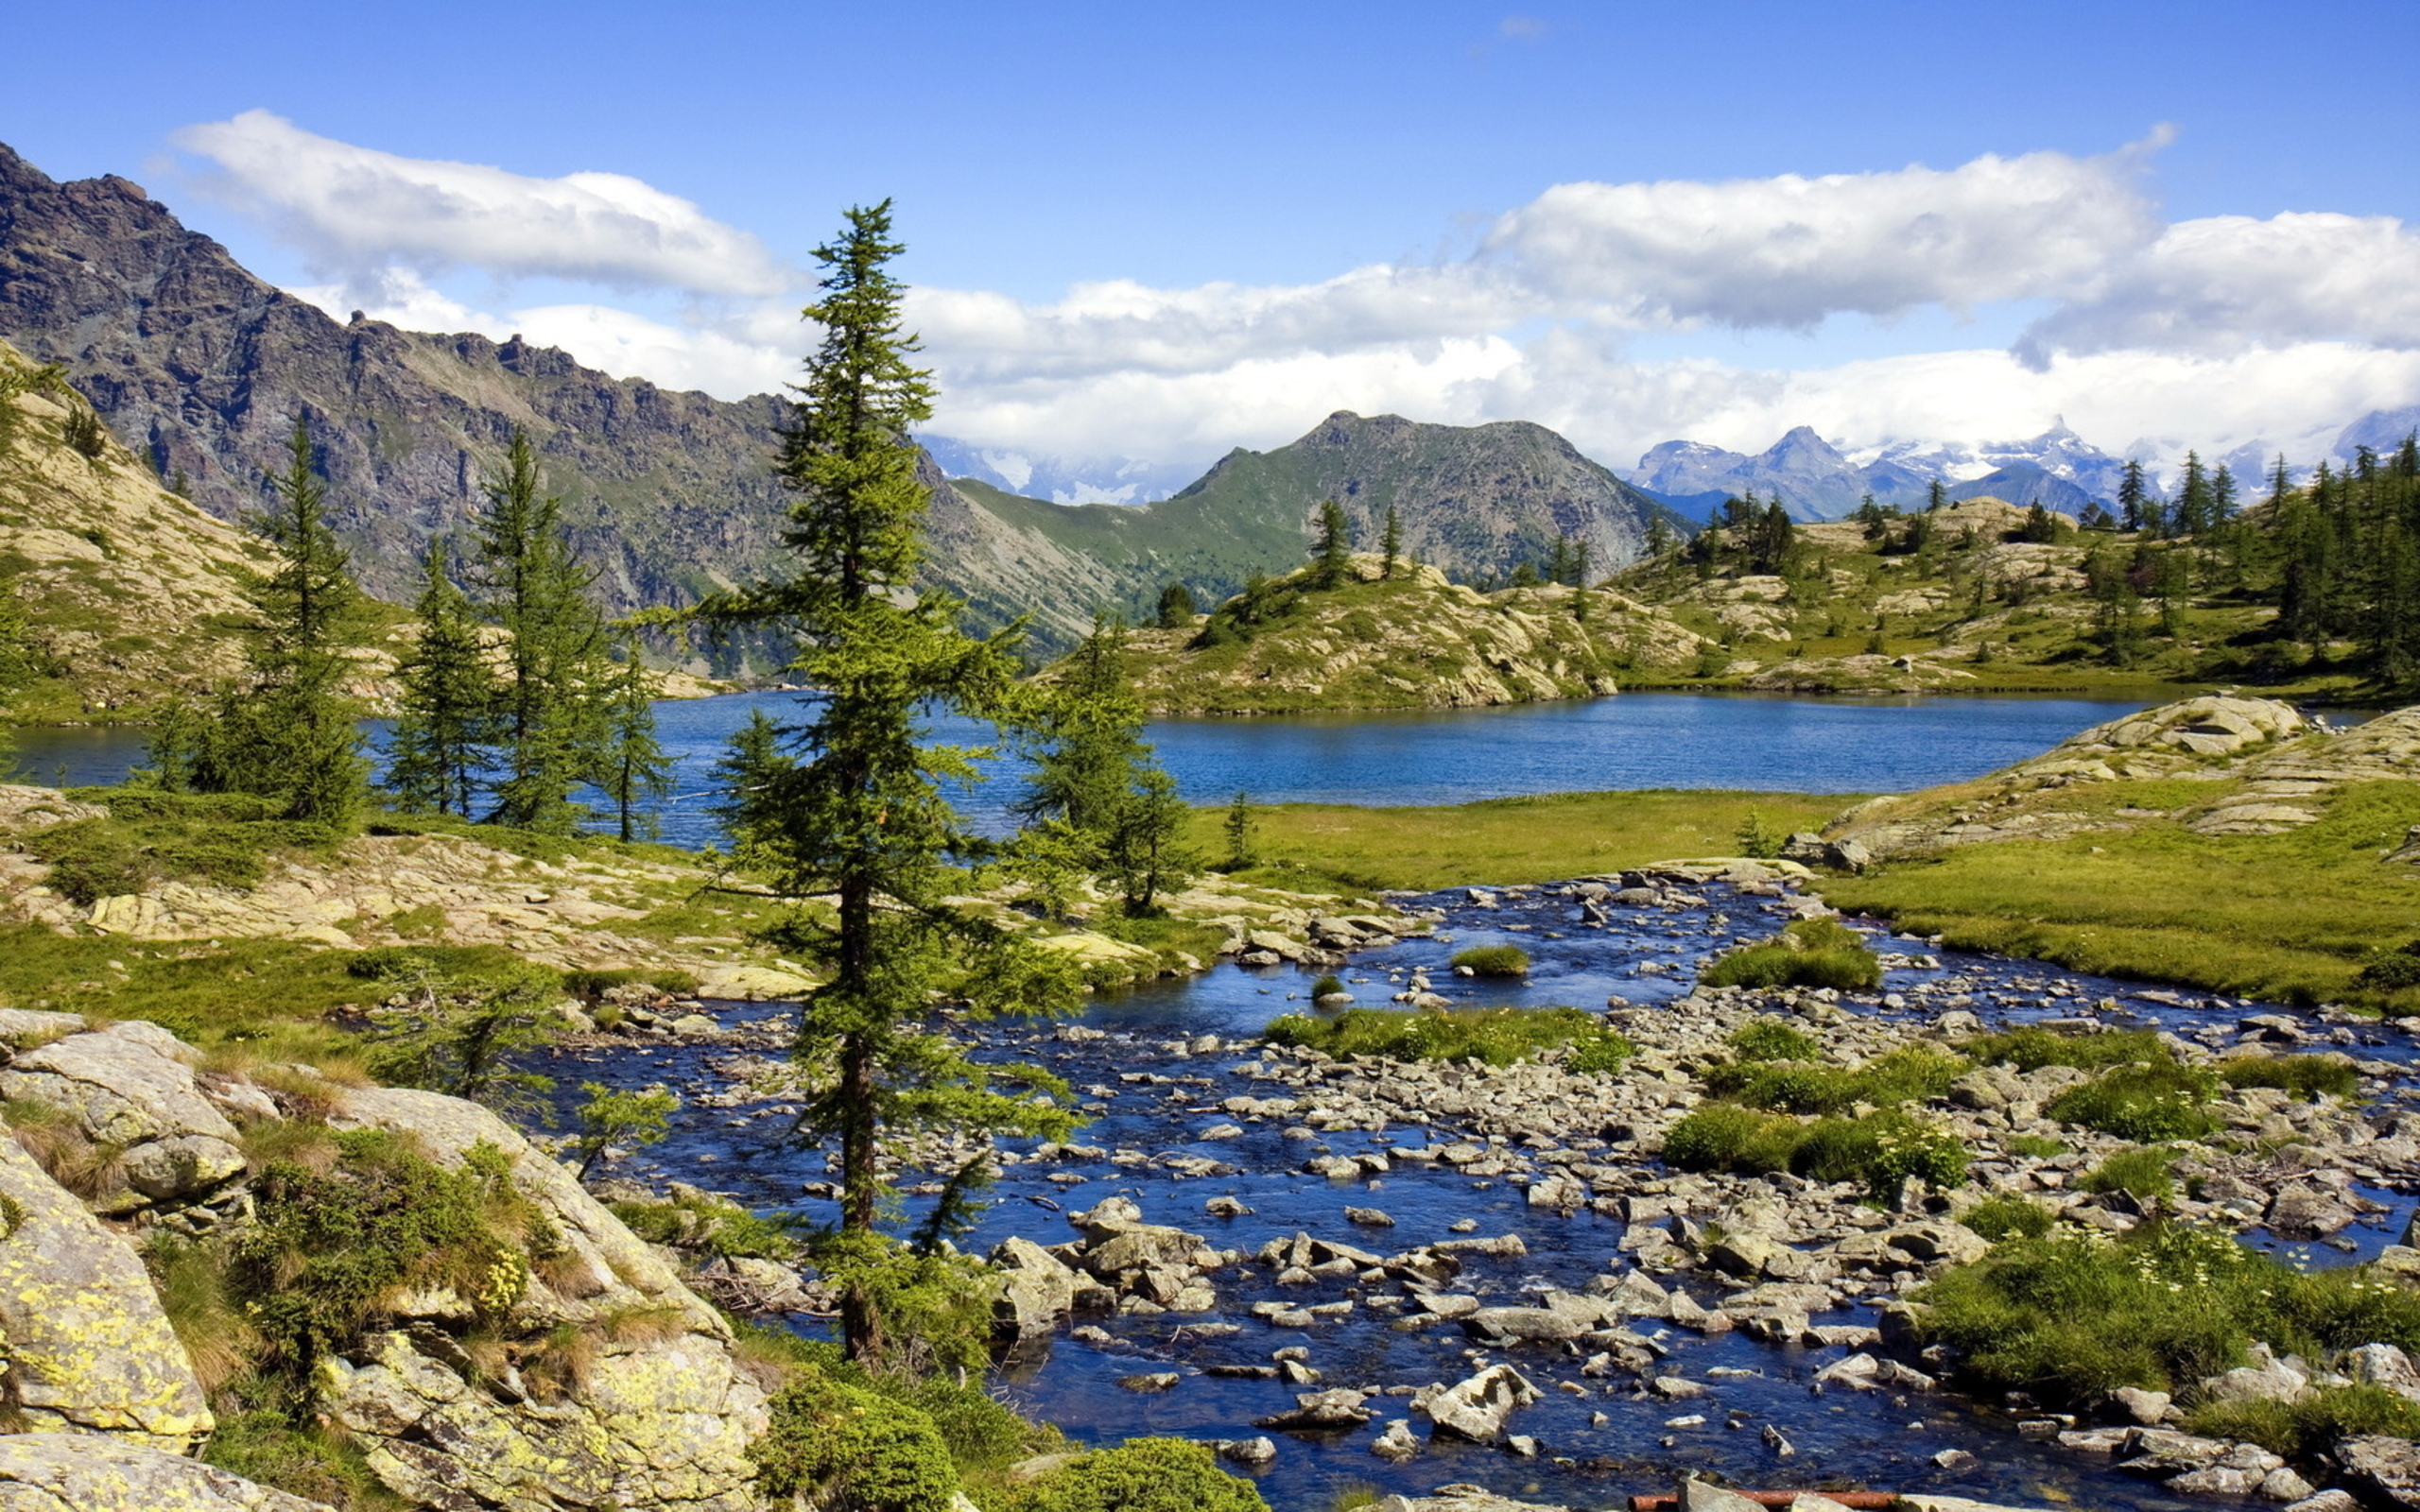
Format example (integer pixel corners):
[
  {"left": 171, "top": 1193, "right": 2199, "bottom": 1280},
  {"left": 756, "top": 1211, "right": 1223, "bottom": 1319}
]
[
  {"left": 2217, "top": 1053, "right": 2360, "bottom": 1102},
  {"left": 2045, "top": 1062, "right": 2220, "bottom": 1142},
  {"left": 2080, "top": 1144, "right": 2179, "bottom": 1203},
  {"left": 1962, "top": 1194, "right": 2055, "bottom": 1242},
  {"left": 1728, "top": 1016, "right": 1823, "bottom": 1062},
  {"left": 1703, "top": 1044, "right": 1969, "bottom": 1115},
  {"left": 1263, "top": 1005, "right": 1625, "bottom": 1069},
  {"left": 1663, "top": 1104, "right": 1968, "bottom": 1201},
  {"left": 1916, "top": 1220, "right": 2420, "bottom": 1405},
  {"left": 2185, "top": 1384, "right": 2420, "bottom": 1459},
  {"left": 1962, "top": 1025, "right": 2174, "bottom": 1072},
  {"left": 2005, "top": 1134, "right": 2068, "bottom": 1160},
  {"left": 1449, "top": 943, "right": 1530, "bottom": 977},
  {"left": 1701, "top": 917, "right": 1882, "bottom": 991}
]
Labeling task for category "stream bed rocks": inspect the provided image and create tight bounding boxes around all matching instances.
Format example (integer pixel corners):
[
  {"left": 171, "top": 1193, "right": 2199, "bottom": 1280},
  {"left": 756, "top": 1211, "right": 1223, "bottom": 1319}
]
[{"left": 551, "top": 864, "right": 2420, "bottom": 1512}]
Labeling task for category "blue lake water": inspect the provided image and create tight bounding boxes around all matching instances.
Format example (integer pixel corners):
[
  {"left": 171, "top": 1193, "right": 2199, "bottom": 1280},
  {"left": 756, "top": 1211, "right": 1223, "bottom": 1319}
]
[{"left": 12, "top": 691, "right": 2166, "bottom": 848}]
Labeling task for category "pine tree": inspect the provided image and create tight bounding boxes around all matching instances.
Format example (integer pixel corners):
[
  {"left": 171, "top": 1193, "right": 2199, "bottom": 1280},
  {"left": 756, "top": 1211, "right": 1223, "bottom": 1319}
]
[
  {"left": 1571, "top": 539, "right": 1592, "bottom": 622},
  {"left": 1153, "top": 582, "right": 1196, "bottom": 628},
  {"left": 2118, "top": 459, "right": 2150, "bottom": 533},
  {"left": 387, "top": 539, "right": 497, "bottom": 816},
  {"left": 474, "top": 430, "right": 609, "bottom": 833},
  {"left": 595, "top": 627, "right": 673, "bottom": 842},
  {"left": 696, "top": 201, "right": 1080, "bottom": 1365},
  {"left": 167, "top": 418, "right": 369, "bottom": 822},
  {"left": 1312, "top": 498, "right": 1352, "bottom": 588},
  {"left": 1020, "top": 618, "right": 1198, "bottom": 914},
  {"left": 1645, "top": 514, "right": 1678, "bottom": 558},
  {"left": 1927, "top": 477, "right": 1947, "bottom": 512},
  {"left": 708, "top": 708, "right": 792, "bottom": 858},
  {"left": 1380, "top": 505, "right": 1402, "bottom": 580},
  {"left": 2175, "top": 452, "right": 2210, "bottom": 538}
]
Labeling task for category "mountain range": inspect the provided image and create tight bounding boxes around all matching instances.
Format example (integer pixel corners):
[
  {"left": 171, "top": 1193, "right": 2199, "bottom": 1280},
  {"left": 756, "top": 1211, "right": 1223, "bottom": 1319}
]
[
  {"left": 1632, "top": 422, "right": 2119, "bottom": 523},
  {"left": 0, "top": 142, "right": 1673, "bottom": 655}
]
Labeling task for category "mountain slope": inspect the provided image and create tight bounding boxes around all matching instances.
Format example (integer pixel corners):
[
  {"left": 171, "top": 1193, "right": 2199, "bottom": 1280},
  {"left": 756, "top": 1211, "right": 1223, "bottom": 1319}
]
[{"left": 0, "top": 337, "right": 270, "bottom": 719}]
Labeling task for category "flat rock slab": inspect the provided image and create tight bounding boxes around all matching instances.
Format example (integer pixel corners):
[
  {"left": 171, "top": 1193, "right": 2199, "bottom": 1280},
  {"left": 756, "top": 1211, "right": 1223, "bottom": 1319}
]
[{"left": 0, "top": 1432, "right": 330, "bottom": 1510}]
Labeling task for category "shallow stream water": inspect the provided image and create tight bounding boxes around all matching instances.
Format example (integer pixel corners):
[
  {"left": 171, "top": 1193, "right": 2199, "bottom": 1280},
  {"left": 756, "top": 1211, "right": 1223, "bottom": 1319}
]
[{"left": 529, "top": 883, "right": 2420, "bottom": 1512}]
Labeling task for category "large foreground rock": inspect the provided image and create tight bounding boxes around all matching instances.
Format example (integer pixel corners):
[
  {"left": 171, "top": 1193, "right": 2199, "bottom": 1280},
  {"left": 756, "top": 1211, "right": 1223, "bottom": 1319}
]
[
  {"left": 0, "top": 1433, "right": 330, "bottom": 1510},
  {"left": 0, "top": 1135, "right": 212, "bottom": 1450},
  {"left": 0, "top": 1019, "right": 246, "bottom": 1212}
]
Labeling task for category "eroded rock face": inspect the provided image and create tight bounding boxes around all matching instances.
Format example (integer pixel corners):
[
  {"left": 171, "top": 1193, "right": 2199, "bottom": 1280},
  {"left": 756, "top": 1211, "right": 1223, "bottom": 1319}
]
[
  {"left": 0, "top": 1433, "right": 331, "bottom": 1511},
  {"left": 0, "top": 1135, "right": 212, "bottom": 1451}
]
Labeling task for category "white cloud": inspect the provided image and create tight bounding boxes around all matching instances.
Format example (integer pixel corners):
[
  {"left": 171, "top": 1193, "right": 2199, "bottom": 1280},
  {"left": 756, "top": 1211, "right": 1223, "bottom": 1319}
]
[
  {"left": 2014, "top": 211, "right": 2420, "bottom": 364},
  {"left": 1483, "top": 140, "right": 2166, "bottom": 329},
  {"left": 205, "top": 118, "right": 2420, "bottom": 479},
  {"left": 175, "top": 110, "right": 791, "bottom": 299}
]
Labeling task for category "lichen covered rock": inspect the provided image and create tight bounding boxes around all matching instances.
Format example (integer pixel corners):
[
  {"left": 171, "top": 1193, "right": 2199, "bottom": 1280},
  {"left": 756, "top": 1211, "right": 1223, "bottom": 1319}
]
[{"left": 0, "top": 1433, "right": 331, "bottom": 1511}]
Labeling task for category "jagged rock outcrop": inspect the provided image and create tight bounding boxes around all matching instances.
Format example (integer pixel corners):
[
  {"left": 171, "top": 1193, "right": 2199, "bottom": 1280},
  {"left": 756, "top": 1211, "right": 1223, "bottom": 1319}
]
[{"left": 0, "top": 1433, "right": 331, "bottom": 1511}]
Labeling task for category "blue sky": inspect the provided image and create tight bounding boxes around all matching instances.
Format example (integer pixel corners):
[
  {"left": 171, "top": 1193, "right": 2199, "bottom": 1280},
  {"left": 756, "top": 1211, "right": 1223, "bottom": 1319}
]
[{"left": 9, "top": 0, "right": 2419, "bottom": 478}]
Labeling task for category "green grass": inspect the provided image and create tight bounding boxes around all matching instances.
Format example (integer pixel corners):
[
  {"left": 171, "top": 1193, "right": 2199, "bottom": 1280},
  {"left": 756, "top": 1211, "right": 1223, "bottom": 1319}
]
[
  {"left": 1449, "top": 943, "right": 1530, "bottom": 976},
  {"left": 1962, "top": 1193, "right": 2055, "bottom": 1242},
  {"left": 1824, "top": 781, "right": 2420, "bottom": 1010},
  {"left": 1262, "top": 1005, "right": 1630, "bottom": 1070},
  {"left": 1190, "top": 788, "right": 1856, "bottom": 893},
  {"left": 1727, "top": 1016, "right": 1823, "bottom": 1062},
  {"left": 2080, "top": 1144, "right": 2181, "bottom": 1203},
  {"left": 1961, "top": 1025, "right": 2174, "bottom": 1072},
  {"left": 2217, "top": 1053, "right": 2361, "bottom": 1101},
  {"left": 2185, "top": 1384, "right": 2420, "bottom": 1459},
  {"left": 2045, "top": 1062, "right": 2221, "bottom": 1142},
  {"left": 1700, "top": 917, "right": 1883, "bottom": 990},
  {"left": 1702, "top": 1043, "right": 1969, "bottom": 1114},
  {"left": 27, "top": 788, "right": 345, "bottom": 904},
  {"left": 1916, "top": 1220, "right": 2420, "bottom": 1403},
  {"left": 1662, "top": 1104, "right": 1969, "bottom": 1200}
]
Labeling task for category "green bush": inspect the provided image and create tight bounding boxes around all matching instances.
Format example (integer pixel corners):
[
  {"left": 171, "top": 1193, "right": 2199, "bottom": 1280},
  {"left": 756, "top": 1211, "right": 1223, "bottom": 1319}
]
[
  {"left": 2046, "top": 1062, "right": 2219, "bottom": 1142},
  {"left": 990, "top": 1437, "right": 1269, "bottom": 1512},
  {"left": 1565, "top": 1027, "right": 1635, "bottom": 1074},
  {"left": 1663, "top": 1104, "right": 1805, "bottom": 1175},
  {"left": 2185, "top": 1383, "right": 2420, "bottom": 1459},
  {"left": 1262, "top": 1005, "right": 1617, "bottom": 1068},
  {"left": 2081, "top": 1144, "right": 2178, "bottom": 1203},
  {"left": 1701, "top": 918, "right": 1881, "bottom": 990},
  {"left": 2005, "top": 1134, "right": 2067, "bottom": 1160},
  {"left": 751, "top": 1376, "right": 959, "bottom": 1511},
  {"left": 231, "top": 1129, "right": 547, "bottom": 1393},
  {"left": 1962, "top": 1194, "right": 2055, "bottom": 1242},
  {"left": 2357, "top": 938, "right": 2420, "bottom": 991},
  {"left": 1727, "top": 1016, "right": 1822, "bottom": 1062},
  {"left": 1309, "top": 973, "right": 1346, "bottom": 998},
  {"left": 1703, "top": 1044, "right": 1969, "bottom": 1114},
  {"left": 203, "top": 1412, "right": 392, "bottom": 1507},
  {"left": 1915, "top": 1220, "right": 2420, "bottom": 1405},
  {"left": 1962, "top": 1025, "right": 2174, "bottom": 1072},
  {"left": 608, "top": 1192, "right": 804, "bottom": 1262},
  {"left": 2218, "top": 1054, "right": 2360, "bottom": 1102},
  {"left": 1449, "top": 944, "right": 1530, "bottom": 977}
]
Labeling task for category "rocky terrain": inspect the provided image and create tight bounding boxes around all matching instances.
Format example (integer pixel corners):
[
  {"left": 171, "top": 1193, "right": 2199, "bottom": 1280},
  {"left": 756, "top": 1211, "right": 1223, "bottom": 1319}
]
[
  {"left": 0, "top": 1006, "right": 769, "bottom": 1510},
  {"left": 1075, "top": 555, "right": 1706, "bottom": 715}
]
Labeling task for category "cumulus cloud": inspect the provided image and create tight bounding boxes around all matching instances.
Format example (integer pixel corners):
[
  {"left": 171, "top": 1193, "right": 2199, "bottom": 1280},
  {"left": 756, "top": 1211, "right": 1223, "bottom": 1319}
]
[
  {"left": 175, "top": 110, "right": 792, "bottom": 298},
  {"left": 2014, "top": 211, "right": 2420, "bottom": 365},
  {"left": 196, "top": 117, "right": 2420, "bottom": 476},
  {"left": 1484, "top": 141, "right": 2164, "bottom": 329}
]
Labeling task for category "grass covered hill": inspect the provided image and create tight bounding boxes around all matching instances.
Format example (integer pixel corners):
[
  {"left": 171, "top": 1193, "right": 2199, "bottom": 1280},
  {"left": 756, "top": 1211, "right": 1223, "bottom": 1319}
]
[
  {"left": 0, "top": 338, "right": 329, "bottom": 722},
  {"left": 1079, "top": 552, "right": 1709, "bottom": 714},
  {"left": 1612, "top": 495, "right": 2341, "bottom": 697}
]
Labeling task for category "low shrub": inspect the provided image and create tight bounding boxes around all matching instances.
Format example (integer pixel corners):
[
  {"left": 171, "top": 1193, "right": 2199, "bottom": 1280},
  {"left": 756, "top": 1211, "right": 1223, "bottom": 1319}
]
[
  {"left": 608, "top": 1191, "right": 804, "bottom": 1262},
  {"left": 1962, "top": 1194, "right": 2055, "bottom": 1242},
  {"left": 1449, "top": 944, "right": 1530, "bottom": 977},
  {"left": 1727, "top": 1016, "right": 1822, "bottom": 1063},
  {"left": 2004, "top": 1134, "right": 2067, "bottom": 1160},
  {"left": 1700, "top": 918, "right": 1881, "bottom": 991},
  {"left": 1962, "top": 1025, "right": 2174, "bottom": 1072},
  {"left": 2046, "top": 1062, "right": 2219, "bottom": 1142},
  {"left": 26, "top": 789, "right": 341, "bottom": 905},
  {"left": 1309, "top": 973, "right": 1346, "bottom": 998},
  {"left": 1564, "top": 1027, "right": 1635, "bottom": 1074},
  {"left": 989, "top": 1437, "right": 1269, "bottom": 1512},
  {"left": 1915, "top": 1220, "right": 2420, "bottom": 1405},
  {"left": 203, "top": 1412, "right": 392, "bottom": 1508},
  {"left": 751, "top": 1375, "right": 959, "bottom": 1511},
  {"left": 1703, "top": 1044, "right": 1969, "bottom": 1115},
  {"left": 2357, "top": 938, "right": 2420, "bottom": 992},
  {"left": 1262, "top": 1005, "right": 1620, "bottom": 1068},
  {"left": 2080, "top": 1144, "right": 2178, "bottom": 1203},
  {"left": 2185, "top": 1383, "right": 2420, "bottom": 1459},
  {"left": 2218, "top": 1054, "right": 2360, "bottom": 1102}
]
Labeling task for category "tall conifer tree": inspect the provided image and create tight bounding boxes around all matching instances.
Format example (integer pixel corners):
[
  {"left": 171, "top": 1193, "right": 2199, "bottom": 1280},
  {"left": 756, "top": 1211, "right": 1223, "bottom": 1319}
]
[
  {"left": 595, "top": 627, "right": 674, "bottom": 842},
  {"left": 1312, "top": 498, "right": 1352, "bottom": 588},
  {"left": 388, "top": 539, "right": 497, "bottom": 816},
  {"left": 698, "top": 201, "right": 1080, "bottom": 1364},
  {"left": 1380, "top": 504, "right": 1402, "bottom": 580}
]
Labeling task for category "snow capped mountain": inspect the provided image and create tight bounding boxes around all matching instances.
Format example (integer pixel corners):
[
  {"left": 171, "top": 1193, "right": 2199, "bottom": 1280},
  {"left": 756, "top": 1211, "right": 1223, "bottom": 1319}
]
[{"left": 920, "top": 435, "right": 1201, "bottom": 506}]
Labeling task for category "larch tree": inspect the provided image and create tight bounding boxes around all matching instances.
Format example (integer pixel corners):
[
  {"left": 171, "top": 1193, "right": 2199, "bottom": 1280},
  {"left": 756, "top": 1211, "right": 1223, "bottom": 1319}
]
[
  {"left": 168, "top": 418, "right": 369, "bottom": 822},
  {"left": 698, "top": 201, "right": 1080, "bottom": 1365},
  {"left": 1380, "top": 504, "right": 1402, "bottom": 580},
  {"left": 595, "top": 626, "right": 674, "bottom": 842},
  {"left": 1312, "top": 498, "right": 1352, "bottom": 588},
  {"left": 387, "top": 538, "right": 498, "bottom": 816},
  {"left": 473, "top": 430, "right": 611, "bottom": 833}
]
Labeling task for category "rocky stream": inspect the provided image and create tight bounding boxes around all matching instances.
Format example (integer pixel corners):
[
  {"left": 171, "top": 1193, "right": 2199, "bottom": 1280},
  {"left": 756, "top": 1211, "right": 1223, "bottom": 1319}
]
[{"left": 535, "top": 868, "right": 2420, "bottom": 1512}]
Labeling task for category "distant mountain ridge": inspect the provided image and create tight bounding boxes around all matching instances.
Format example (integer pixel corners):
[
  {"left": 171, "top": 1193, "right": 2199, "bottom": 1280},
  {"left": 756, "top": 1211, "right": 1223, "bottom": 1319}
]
[{"left": 1632, "top": 421, "right": 2126, "bottom": 523}]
